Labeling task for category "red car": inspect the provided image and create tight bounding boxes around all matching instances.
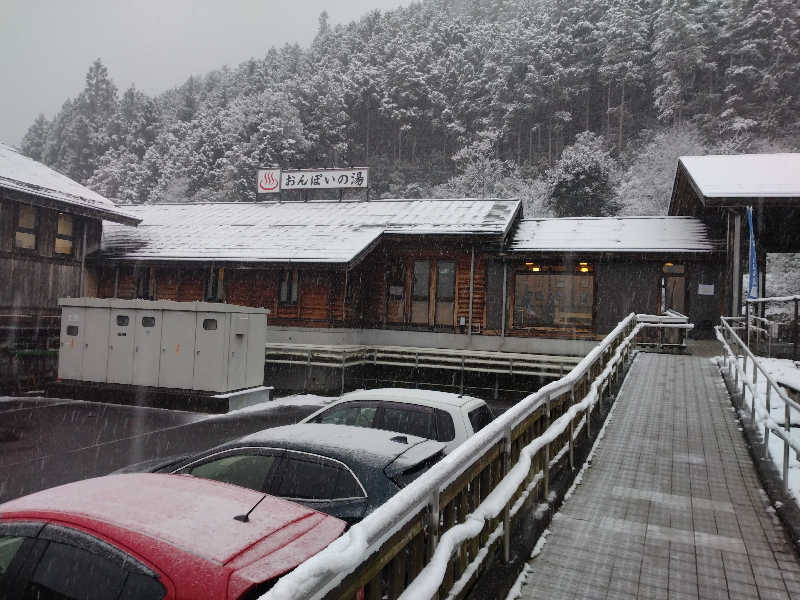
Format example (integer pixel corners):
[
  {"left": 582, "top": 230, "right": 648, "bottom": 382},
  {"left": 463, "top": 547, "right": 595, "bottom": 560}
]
[{"left": 0, "top": 473, "right": 345, "bottom": 599}]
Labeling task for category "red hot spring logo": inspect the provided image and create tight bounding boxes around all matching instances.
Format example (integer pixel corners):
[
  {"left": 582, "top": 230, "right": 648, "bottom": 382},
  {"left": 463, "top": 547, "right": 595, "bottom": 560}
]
[{"left": 258, "top": 169, "right": 280, "bottom": 193}]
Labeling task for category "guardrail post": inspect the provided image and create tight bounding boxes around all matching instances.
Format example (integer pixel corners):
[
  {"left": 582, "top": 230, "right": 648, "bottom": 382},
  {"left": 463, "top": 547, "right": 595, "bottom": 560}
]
[
  {"left": 751, "top": 362, "right": 758, "bottom": 426},
  {"left": 569, "top": 387, "right": 575, "bottom": 470},
  {"left": 544, "top": 393, "right": 551, "bottom": 499},
  {"left": 746, "top": 301, "right": 751, "bottom": 350},
  {"left": 502, "top": 430, "right": 512, "bottom": 563},
  {"left": 304, "top": 351, "right": 311, "bottom": 392},
  {"left": 428, "top": 491, "right": 440, "bottom": 560},
  {"left": 764, "top": 385, "right": 772, "bottom": 459},
  {"left": 784, "top": 403, "right": 791, "bottom": 491}
]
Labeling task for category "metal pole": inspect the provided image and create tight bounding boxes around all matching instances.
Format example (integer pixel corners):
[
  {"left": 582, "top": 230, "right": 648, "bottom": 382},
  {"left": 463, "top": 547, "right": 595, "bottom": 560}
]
[
  {"left": 732, "top": 212, "right": 742, "bottom": 317},
  {"left": 764, "top": 385, "right": 771, "bottom": 458},
  {"left": 745, "top": 301, "right": 750, "bottom": 350},
  {"left": 500, "top": 261, "right": 507, "bottom": 338},
  {"left": 784, "top": 402, "right": 791, "bottom": 490},
  {"left": 468, "top": 247, "right": 475, "bottom": 336},
  {"left": 113, "top": 265, "right": 119, "bottom": 298},
  {"left": 343, "top": 269, "right": 348, "bottom": 326}
]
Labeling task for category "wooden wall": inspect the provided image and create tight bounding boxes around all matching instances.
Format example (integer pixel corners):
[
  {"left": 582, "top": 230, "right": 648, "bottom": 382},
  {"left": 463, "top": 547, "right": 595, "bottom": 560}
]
[{"left": 0, "top": 197, "right": 101, "bottom": 314}]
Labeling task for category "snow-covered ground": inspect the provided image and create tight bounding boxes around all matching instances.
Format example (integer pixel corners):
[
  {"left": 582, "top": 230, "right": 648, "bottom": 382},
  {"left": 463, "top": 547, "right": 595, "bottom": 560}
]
[{"left": 719, "top": 355, "right": 800, "bottom": 502}]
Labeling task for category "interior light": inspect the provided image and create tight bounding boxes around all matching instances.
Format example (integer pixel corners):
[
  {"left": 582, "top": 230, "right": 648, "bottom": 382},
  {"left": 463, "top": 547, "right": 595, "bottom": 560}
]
[
  {"left": 530, "top": 266, "right": 541, "bottom": 272},
  {"left": 579, "top": 261, "right": 588, "bottom": 266},
  {"left": 525, "top": 262, "right": 534, "bottom": 266},
  {"left": 580, "top": 267, "right": 590, "bottom": 273},
  {"left": 664, "top": 262, "right": 674, "bottom": 267}
]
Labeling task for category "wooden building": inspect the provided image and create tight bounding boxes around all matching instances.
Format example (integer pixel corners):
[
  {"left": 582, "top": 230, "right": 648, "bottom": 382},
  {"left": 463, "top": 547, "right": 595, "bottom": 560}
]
[
  {"left": 93, "top": 200, "right": 721, "bottom": 354},
  {"left": 670, "top": 153, "right": 800, "bottom": 316},
  {"left": 0, "top": 142, "right": 139, "bottom": 387}
]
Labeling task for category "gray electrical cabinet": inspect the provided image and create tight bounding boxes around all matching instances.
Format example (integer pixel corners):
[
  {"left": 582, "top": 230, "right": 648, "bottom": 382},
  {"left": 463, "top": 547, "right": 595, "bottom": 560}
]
[{"left": 57, "top": 298, "right": 267, "bottom": 393}]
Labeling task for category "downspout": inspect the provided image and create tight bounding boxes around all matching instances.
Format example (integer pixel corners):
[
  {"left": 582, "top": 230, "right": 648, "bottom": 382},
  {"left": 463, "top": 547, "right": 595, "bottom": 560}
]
[
  {"left": 113, "top": 264, "right": 119, "bottom": 298},
  {"left": 468, "top": 246, "right": 475, "bottom": 336},
  {"left": 501, "top": 260, "right": 507, "bottom": 338}
]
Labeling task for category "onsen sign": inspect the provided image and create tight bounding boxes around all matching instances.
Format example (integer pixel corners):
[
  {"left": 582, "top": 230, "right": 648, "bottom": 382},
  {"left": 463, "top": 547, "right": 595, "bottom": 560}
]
[{"left": 257, "top": 169, "right": 281, "bottom": 194}]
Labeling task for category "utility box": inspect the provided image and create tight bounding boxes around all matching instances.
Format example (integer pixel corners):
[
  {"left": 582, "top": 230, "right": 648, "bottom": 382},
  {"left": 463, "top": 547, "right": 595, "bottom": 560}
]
[{"left": 57, "top": 298, "right": 267, "bottom": 394}]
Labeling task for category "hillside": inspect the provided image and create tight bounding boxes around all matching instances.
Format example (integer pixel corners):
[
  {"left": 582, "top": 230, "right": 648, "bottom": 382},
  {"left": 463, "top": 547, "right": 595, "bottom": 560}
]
[{"left": 18, "top": 0, "right": 800, "bottom": 216}]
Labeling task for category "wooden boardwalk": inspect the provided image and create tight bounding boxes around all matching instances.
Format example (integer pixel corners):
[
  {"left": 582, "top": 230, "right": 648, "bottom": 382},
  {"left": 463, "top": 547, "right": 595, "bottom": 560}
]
[{"left": 518, "top": 353, "right": 800, "bottom": 600}]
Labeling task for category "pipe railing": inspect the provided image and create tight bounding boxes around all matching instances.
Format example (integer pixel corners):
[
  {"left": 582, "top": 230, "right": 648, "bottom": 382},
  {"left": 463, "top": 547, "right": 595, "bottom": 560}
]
[
  {"left": 717, "top": 316, "right": 800, "bottom": 490},
  {"left": 744, "top": 296, "right": 800, "bottom": 361},
  {"left": 263, "top": 313, "right": 692, "bottom": 600}
]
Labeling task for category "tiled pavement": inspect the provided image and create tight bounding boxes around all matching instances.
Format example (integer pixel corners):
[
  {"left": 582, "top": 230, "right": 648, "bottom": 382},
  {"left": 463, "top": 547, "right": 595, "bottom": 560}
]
[{"left": 519, "top": 353, "right": 800, "bottom": 600}]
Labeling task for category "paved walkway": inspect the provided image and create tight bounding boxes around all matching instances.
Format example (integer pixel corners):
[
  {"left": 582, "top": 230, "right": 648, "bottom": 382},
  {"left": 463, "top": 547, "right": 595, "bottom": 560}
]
[{"left": 519, "top": 353, "right": 800, "bottom": 600}]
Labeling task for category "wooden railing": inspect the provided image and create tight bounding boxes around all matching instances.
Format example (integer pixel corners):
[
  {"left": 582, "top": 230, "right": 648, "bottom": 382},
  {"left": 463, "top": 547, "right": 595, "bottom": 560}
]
[{"left": 263, "top": 313, "right": 690, "bottom": 600}]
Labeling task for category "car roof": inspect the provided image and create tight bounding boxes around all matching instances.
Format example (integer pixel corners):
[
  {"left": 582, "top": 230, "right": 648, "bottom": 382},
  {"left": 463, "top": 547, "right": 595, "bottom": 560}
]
[
  {"left": 338, "top": 387, "right": 485, "bottom": 409},
  {"left": 235, "top": 423, "right": 436, "bottom": 469},
  {"left": 0, "top": 473, "right": 344, "bottom": 571}
]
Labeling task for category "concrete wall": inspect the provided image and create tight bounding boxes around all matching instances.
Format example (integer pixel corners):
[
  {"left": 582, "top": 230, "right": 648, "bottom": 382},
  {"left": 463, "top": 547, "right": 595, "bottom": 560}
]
[{"left": 268, "top": 325, "right": 595, "bottom": 357}]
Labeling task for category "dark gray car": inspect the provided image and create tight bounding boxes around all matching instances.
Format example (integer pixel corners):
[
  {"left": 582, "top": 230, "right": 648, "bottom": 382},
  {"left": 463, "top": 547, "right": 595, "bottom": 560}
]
[{"left": 117, "top": 423, "right": 445, "bottom": 524}]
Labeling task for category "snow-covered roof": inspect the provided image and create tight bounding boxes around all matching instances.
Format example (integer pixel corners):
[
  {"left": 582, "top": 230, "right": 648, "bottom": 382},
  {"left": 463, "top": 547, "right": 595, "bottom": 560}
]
[
  {"left": 509, "top": 217, "right": 714, "bottom": 254},
  {"left": 100, "top": 199, "right": 520, "bottom": 264},
  {"left": 0, "top": 142, "right": 139, "bottom": 225},
  {"left": 679, "top": 154, "right": 800, "bottom": 199}
]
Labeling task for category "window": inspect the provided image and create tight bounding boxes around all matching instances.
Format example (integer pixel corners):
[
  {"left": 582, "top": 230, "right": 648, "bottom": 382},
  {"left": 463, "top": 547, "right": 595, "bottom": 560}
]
[
  {"left": 377, "top": 404, "right": 435, "bottom": 439},
  {"left": 135, "top": 269, "right": 150, "bottom": 299},
  {"left": 435, "top": 409, "right": 456, "bottom": 442},
  {"left": 205, "top": 267, "right": 224, "bottom": 302},
  {"left": 202, "top": 318, "right": 217, "bottom": 331},
  {"left": 0, "top": 534, "right": 26, "bottom": 577},
  {"left": 116, "top": 315, "right": 129, "bottom": 327},
  {"left": 311, "top": 402, "right": 378, "bottom": 427},
  {"left": 186, "top": 453, "right": 278, "bottom": 492},
  {"left": 278, "top": 270, "right": 298, "bottom": 305},
  {"left": 411, "top": 260, "right": 430, "bottom": 324},
  {"left": 54, "top": 213, "right": 75, "bottom": 256},
  {"left": 272, "top": 453, "right": 364, "bottom": 501},
  {"left": 15, "top": 204, "right": 38, "bottom": 251},
  {"left": 468, "top": 405, "right": 494, "bottom": 434},
  {"left": 66, "top": 326, "right": 79, "bottom": 336},
  {"left": 513, "top": 265, "right": 593, "bottom": 329},
  {"left": 435, "top": 261, "right": 455, "bottom": 326},
  {"left": 141, "top": 317, "right": 156, "bottom": 328}
]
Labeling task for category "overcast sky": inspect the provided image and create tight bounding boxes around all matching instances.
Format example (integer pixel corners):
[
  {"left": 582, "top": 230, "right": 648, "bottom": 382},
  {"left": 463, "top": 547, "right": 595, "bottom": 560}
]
[{"left": 0, "top": 0, "right": 409, "bottom": 146}]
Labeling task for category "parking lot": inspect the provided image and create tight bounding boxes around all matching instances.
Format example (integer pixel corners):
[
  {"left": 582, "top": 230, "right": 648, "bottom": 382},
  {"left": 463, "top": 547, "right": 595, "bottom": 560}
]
[{"left": 0, "top": 396, "right": 319, "bottom": 502}]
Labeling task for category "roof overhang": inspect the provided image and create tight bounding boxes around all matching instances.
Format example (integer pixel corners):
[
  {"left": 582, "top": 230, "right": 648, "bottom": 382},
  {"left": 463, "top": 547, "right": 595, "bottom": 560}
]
[{"left": 1, "top": 184, "right": 141, "bottom": 226}]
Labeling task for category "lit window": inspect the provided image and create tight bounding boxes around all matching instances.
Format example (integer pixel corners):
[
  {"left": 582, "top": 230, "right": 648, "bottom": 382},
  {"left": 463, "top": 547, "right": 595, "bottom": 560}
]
[
  {"left": 55, "top": 213, "right": 75, "bottom": 256},
  {"left": 15, "top": 205, "right": 38, "bottom": 250}
]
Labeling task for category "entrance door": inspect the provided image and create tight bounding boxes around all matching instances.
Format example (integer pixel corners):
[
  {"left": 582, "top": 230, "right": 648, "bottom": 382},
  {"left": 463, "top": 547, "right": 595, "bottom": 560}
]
[
  {"left": 81, "top": 308, "right": 110, "bottom": 382},
  {"left": 386, "top": 260, "right": 406, "bottom": 323},
  {"left": 661, "top": 263, "right": 686, "bottom": 313},
  {"left": 227, "top": 315, "right": 248, "bottom": 391},
  {"left": 435, "top": 261, "right": 455, "bottom": 327},
  {"left": 58, "top": 307, "right": 84, "bottom": 380}
]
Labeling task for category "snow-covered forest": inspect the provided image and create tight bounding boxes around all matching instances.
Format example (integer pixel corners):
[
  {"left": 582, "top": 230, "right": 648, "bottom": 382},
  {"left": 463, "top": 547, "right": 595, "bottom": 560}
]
[{"left": 18, "top": 0, "right": 800, "bottom": 216}]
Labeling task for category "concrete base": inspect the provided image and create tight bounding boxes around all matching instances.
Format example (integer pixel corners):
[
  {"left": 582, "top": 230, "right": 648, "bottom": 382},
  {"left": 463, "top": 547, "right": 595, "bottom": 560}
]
[
  {"left": 45, "top": 380, "right": 270, "bottom": 414},
  {"left": 213, "top": 386, "right": 272, "bottom": 411}
]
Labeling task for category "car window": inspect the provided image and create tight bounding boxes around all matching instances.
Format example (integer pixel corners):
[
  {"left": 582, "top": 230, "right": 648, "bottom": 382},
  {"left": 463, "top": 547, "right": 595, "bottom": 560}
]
[
  {"left": 185, "top": 453, "right": 278, "bottom": 492},
  {"left": 22, "top": 540, "right": 127, "bottom": 600},
  {"left": 379, "top": 404, "right": 434, "bottom": 439},
  {"left": 435, "top": 409, "right": 456, "bottom": 442},
  {"left": 311, "top": 403, "right": 377, "bottom": 427},
  {"left": 118, "top": 572, "right": 167, "bottom": 600},
  {"left": 468, "top": 405, "right": 493, "bottom": 433},
  {"left": 271, "top": 454, "right": 364, "bottom": 501},
  {"left": 0, "top": 535, "right": 26, "bottom": 576}
]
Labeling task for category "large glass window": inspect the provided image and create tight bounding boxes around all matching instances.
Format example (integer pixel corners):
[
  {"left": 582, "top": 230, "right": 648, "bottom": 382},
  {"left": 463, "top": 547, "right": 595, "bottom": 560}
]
[
  {"left": 272, "top": 454, "right": 364, "bottom": 500},
  {"left": 278, "top": 270, "right": 298, "bottom": 305},
  {"left": 514, "top": 265, "right": 593, "bottom": 329}
]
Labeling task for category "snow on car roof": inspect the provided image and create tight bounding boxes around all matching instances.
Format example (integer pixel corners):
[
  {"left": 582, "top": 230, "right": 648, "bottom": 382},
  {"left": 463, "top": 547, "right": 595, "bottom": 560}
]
[
  {"left": 99, "top": 199, "right": 520, "bottom": 264},
  {"left": 340, "top": 387, "right": 484, "bottom": 408},
  {"left": 679, "top": 153, "right": 800, "bottom": 198},
  {"left": 0, "top": 142, "right": 139, "bottom": 225},
  {"left": 0, "top": 473, "right": 328, "bottom": 565},
  {"left": 509, "top": 216, "right": 714, "bottom": 254}
]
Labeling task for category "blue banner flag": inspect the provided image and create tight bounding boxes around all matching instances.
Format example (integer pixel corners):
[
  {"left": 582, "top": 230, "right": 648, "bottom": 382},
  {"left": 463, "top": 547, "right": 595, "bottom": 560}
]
[{"left": 746, "top": 207, "right": 758, "bottom": 299}]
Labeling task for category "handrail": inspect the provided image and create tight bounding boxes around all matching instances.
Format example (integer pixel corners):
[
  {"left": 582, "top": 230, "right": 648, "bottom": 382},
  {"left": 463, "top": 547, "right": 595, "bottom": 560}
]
[
  {"left": 263, "top": 313, "right": 687, "bottom": 600},
  {"left": 716, "top": 317, "right": 800, "bottom": 489}
]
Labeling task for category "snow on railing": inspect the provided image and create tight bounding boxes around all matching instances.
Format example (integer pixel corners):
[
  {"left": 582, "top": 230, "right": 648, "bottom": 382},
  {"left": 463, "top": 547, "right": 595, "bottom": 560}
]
[
  {"left": 717, "top": 317, "right": 800, "bottom": 489},
  {"left": 263, "top": 313, "right": 686, "bottom": 600}
]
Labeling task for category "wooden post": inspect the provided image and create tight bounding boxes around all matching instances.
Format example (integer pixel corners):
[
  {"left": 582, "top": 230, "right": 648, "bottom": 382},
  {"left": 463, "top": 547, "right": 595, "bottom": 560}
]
[
  {"left": 78, "top": 224, "right": 87, "bottom": 297},
  {"left": 794, "top": 299, "right": 798, "bottom": 362},
  {"left": 468, "top": 247, "right": 475, "bottom": 336}
]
